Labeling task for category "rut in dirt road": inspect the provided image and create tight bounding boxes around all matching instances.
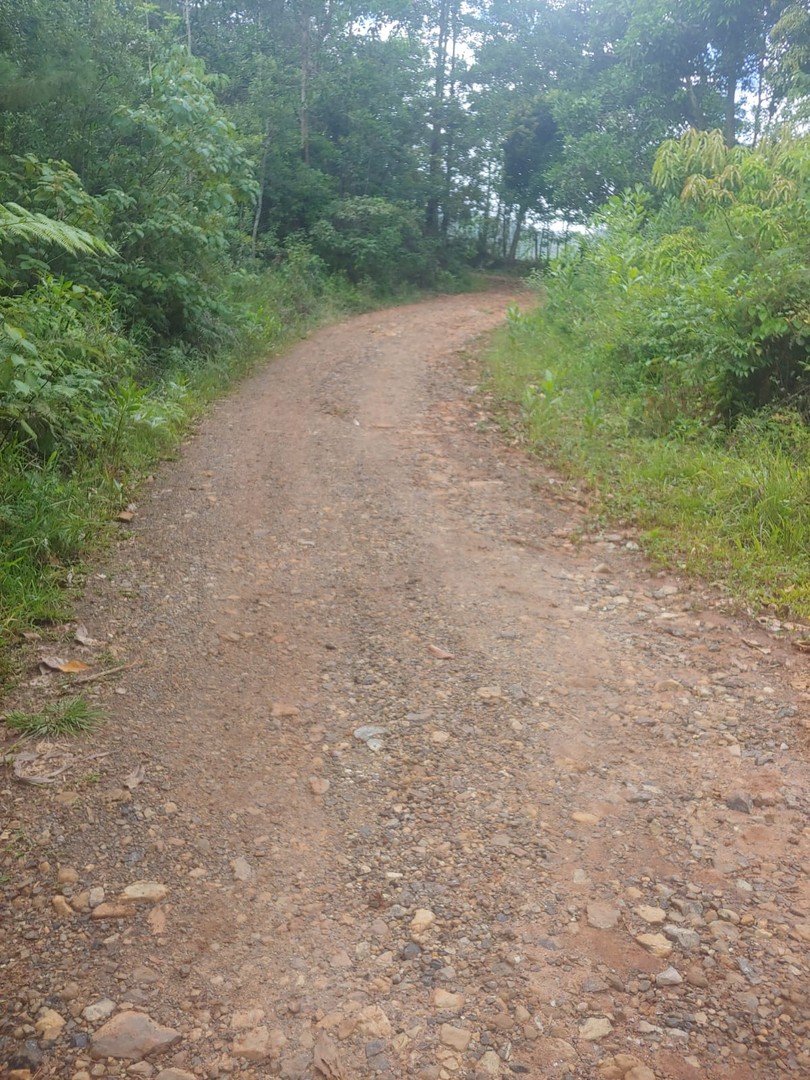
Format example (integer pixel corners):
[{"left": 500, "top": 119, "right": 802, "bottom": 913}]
[{"left": 2, "top": 292, "right": 810, "bottom": 1080}]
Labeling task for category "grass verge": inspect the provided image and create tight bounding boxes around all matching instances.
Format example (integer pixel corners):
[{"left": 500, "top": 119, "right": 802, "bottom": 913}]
[{"left": 484, "top": 298, "right": 810, "bottom": 620}]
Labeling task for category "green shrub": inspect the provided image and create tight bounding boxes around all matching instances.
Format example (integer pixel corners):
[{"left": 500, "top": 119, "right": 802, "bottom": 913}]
[
  {"left": 543, "top": 132, "right": 810, "bottom": 424},
  {"left": 485, "top": 130, "right": 810, "bottom": 618},
  {"left": 0, "top": 278, "right": 142, "bottom": 457},
  {"left": 311, "top": 196, "right": 434, "bottom": 291}
]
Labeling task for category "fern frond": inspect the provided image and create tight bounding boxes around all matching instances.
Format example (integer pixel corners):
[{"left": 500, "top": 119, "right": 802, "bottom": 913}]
[{"left": 0, "top": 203, "right": 115, "bottom": 257}]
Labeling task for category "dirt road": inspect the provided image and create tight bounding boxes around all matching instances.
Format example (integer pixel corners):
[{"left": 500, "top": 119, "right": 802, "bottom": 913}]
[{"left": 2, "top": 292, "right": 810, "bottom": 1080}]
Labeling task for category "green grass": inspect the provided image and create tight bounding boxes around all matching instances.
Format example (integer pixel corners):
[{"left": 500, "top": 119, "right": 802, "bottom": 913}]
[
  {"left": 5, "top": 696, "right": 105, "bottom": 738},
  {"left": 485, "top": 310, "right": 810, "bottom": 619}
]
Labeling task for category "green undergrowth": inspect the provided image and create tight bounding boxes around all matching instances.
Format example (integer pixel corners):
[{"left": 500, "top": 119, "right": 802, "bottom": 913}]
[
  {"left": 486, "top": 304, "right": 810, "bottom": 619},
  {"left": 484, "top": 131, "right": 810, "bottom": 622},
  {"left": 0, "top": 255, "right": 397, "bottom": 668}
]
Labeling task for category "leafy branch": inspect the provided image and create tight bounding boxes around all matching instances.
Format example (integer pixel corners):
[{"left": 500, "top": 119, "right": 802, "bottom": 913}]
[{"left": 0, "top": 203, "right": 115, "bottom": 258}]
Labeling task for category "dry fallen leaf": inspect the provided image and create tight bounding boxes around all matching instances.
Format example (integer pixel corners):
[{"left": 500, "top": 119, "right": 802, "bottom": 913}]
[
  {"left": 123, "top": 763, "right": 146, "bottom": 790},
  {"left": 40, "top": 655, "right": 67, "bottom": 671},
  {"left": 74, "top": 625, "right": 99, "bottom": 647},
  {"left": 9, "top": 749, "right": 73, "bottom": 785},
  {"left": 427, "top": 644, "right": 455, "bottom": 659},
  {"left": 313, "top": 1032, "right": 347, "bottom": 1080},
  {"left": 39, "top": 656, "right": 91, "bottom": 674},
  {"left": 59, "top": 659, "right": 91, "bottom": 673}
]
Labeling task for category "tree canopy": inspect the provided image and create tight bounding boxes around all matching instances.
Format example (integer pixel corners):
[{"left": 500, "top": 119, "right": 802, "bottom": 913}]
[{"left": 2, "top": 0, "right": 804, "bottom": 295}]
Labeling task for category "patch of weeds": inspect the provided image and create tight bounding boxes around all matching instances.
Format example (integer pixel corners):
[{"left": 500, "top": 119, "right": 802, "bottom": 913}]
[
  {"left": 5, "top": 696, "right": 105, "bottom": 738},
  {"left": 483, "top": 314, "right": 810, "bottom": 620},
  {"left": 94, "top": 649, "right": 119, "bottom": 667},
  {"left": 4, "top": 827, "right": 33, "bottom": 859}
]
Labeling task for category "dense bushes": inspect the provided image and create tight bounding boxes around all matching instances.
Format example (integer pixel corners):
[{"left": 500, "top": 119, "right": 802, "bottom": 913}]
[
  {"left": 541, "top": 130, "right": 810, "bottom": 428},
  {"left": 311, "top": 197, "right": 435, "bottom": 292},
  {"left": 487, "top": 128, "right": 810, "bottom": 616}
]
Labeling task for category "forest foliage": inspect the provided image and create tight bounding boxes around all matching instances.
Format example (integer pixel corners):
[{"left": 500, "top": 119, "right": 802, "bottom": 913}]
[
  {"left": 490, "top": 124, "right": 810, "bottom": 615},
  {"left": 3, "top": 0, "right": 810, "bottom": 645}
]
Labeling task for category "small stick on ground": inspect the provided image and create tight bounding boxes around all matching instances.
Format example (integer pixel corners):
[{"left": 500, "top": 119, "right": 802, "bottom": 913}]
[{"left": 74, "top": 661, "right": 140, "bottom": 685}]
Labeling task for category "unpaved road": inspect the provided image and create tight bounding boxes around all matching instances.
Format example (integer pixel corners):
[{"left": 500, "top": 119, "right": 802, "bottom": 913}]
[{"left": 2, "top": 292, "right": 810, "bottom": 1080}]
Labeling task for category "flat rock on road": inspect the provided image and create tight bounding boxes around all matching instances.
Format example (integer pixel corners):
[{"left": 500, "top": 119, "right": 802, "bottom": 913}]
[{"left": 2, "top": 292, "right": 810, "bottom": 1080}]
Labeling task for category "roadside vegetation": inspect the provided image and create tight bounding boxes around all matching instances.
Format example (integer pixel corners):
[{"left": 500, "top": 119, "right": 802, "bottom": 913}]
[{"left": 488, "top": 128, "right": 810, "bottom": 617}]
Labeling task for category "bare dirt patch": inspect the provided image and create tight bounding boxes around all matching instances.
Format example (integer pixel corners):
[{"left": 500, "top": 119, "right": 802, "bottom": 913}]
[{"left": 2, "top": 292, "right": 810, "bottom": 1080}]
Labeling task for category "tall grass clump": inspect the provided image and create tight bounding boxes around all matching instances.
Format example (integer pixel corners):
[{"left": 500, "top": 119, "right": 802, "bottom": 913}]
[{"left": 486, "top": 129, "right": 810, "bottom": 617}]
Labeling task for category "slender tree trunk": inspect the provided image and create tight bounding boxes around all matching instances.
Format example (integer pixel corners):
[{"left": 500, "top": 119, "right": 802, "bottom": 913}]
[
  {"left": 183, "top": 1, "right": 193, "bottom": 52},
  {"left": 478, "top": 160, "right": 494, "bottom": 263},
  {"left": 686, "top": 82, "right": 706, "bottom": 130},
  {"left": 441, "top": 5, "right": 459, "bottom": 239},
  {"left": 507, "top": 205, "right": 525, "bottom": 265},
  {"left": 426, "top": 0, "right": 451, "bottom": 236},
  {"left": 145, "top": 6, "right": 154, "bottom": 84},
  {"left": 752, "top": 50, "right": 765, "bottom": 148},
  {"left": 300, "top": 16, "right": 311, "bottom": 164},
  {"left": 251, "top": 120, "right": 272, "bottom": 258},
  {"left": 723, "top": 61, "right": 737, "bottom": 147}
]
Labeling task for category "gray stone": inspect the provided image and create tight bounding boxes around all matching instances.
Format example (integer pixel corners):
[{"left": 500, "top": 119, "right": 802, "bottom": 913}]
[
  {"left": 655, "top": 966, "right": 683, "bottom": 987},
  {"left": 663, "top": 924, "right": 701, "bottom": 951},
  {"left": 82, "top": 1000, "right": 117, "bottom": 1024},
  {"left": 279, "top": 1051, "right": 311, "bottom": 1080},
  {"left": 586, "top": 902, "right": 621, "bottom": 930},
  {"left": 725, "top": 791, "right": 753, "bottom": 814},
  {"left": 231, "top": 857, "right": 253, "bottom": 882}
]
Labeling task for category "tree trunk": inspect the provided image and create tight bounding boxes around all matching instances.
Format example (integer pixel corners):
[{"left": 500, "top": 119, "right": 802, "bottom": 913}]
[
  {"left": 507, "top": 206, "right": 525, "bottom": 265},
  {"left": 426, "top": 0, "right": 451, "bottom": 236},
  {"left": 478, "top": 162, "right": 494, "bottom": 264},
  {"left": 685, "top": 82, "right": 706, "bottom": 130},
  {"left": 441, "top": 5, "right": 459, "bottom": 239},
  {"left": 723, "top": 61, "right": 737, "bottom": 147},
  {"left": 251, "top": 120, "right": 272, "bottom": 258},
  {"left": 300, "top": 16, "right": 311, "bottom": 164},
  {"left": 752, "top": 49, "right": 765, "bottom": 148},
  {"left": 183, "top": 1, "right": 193, "bottom": 52}
]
